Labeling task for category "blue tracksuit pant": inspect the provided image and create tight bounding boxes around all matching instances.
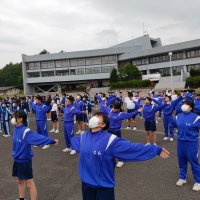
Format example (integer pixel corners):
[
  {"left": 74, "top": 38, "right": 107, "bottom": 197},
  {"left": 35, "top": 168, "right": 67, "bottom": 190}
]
[
  {"left": 2, "top": 121, "right": 10, "bottom": 135},
  {"left": 177, "top": 140, "right": 200, "bottom": 183},
  {"left": 36, "top": 120, "right": 48, "bottom": 137},
  {"left": 163, "top": 115, "right": 174, "bottom": 137},
  {"left": 0, "top": 121, "right": 2, "bottom": 132},
  {"left": 82, "top": 182, "right": 114, "bottom": 200},
  {"left": 64, "top": 122, "right": 74, "bottom": 148}
]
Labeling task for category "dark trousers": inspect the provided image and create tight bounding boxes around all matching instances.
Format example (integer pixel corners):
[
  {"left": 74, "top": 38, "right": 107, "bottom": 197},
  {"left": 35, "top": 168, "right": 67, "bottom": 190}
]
[
  {"left": 108, "top": 130, "right": 121, "bottom": 138},
  {"left": 82, "top": 182, "right": 115, "bottom": 200}
]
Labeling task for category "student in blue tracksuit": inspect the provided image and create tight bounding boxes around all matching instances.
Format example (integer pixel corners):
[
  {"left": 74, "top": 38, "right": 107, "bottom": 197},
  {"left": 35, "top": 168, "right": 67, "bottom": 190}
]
[
  {"left": 102, "top": 102, "right": 143, "bottom": 167},
  {"left": 30, "top": 95, "right": 52, "bottom": 150},
  {"left": 61, "top": 96, "right": 83, "bottom": 154},
  {"left": 71, "top": 112, "right": 170, "bottom": 200},
  {"left": 0, "top": 101, "right": 13, "bottom": 137},
  {"left": 162, "top": 94, "right": 182, "bottom": 142},
  {"left": 74, "top": 95, "right": 85, "bottom": 135},
  {"left": 170, "top": 101, "right": 200, "bottom": 191},
  {"left": 194, "top": 94, "right": 200, "bottom": 115},
  {"left": 11, "top": 111, "right": 58, "bottom": 200},
  {"left": 142, "top": 97, "right": 166, "bottom": 145}
]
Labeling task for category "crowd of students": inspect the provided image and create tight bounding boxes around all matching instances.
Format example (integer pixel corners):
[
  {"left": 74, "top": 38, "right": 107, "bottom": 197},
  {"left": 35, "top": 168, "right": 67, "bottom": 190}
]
[{"left": 1, "top": 89, "right": 200, "bottom": 200}]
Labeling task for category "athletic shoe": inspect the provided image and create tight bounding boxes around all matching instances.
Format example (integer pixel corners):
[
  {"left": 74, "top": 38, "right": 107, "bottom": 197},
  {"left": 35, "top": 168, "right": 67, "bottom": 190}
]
[
  {"left": 153, "top": 143, "right": 157, "bottom": 146},
  {"left": 49, "top": 129, "right": 55, "bottom": 133},
  {"left": 163, "top": 137, "right": 169, "bottom": 141},
  {"left": 145, "top": 142, "right": 150, "bottom": 146},
  {"left": 76, "top": 130, "right": 82, "bottom": 135},
  {"left": 157, "top": 117, "right": 162, "bottom": 120},
  {"left": 176, "top": 179, "right": 187, "bottom": 186},
  {"left": 42, "top": 145, "right": 50, "bottom": 150},
  {"left": 192, "top": 183, "right": 200, "bottom": 191},
  {"left": 55, "top": 129, "right": 59, "bottom": 133},
  {"left": 140, "top": 117, "right": 143, "bottom": 119},
  {"left": 3, "top": 134, "right": 11, "bottom": 137},
  {"left": 170, "top": 137, "right": 174, "bottom": 142},
  {"left": 33, "top": 145, "right": 38, "bottom": 147},
  {"left": 133, "top": 127, "right": 137, "bottom": 131},
  {"left": 70, "top": 150, "right": 76, "bottom": 155},
  {"left": 116, "top": 161, "right": 124, "bottom": 168},
  {"left": 74, "top": 121, "right": 76, "bottom": 124},
  {"left": 156, "top": 120, "right": 158, "bottom": 124},
  {"left": 47, "top": 118, "right": 51, "bottom": 121},
  {"left": 126, "top": 126, "right": 131, "bottom": 130},
  {"left": 86, "top": 123, "right": 89, "bottom": 126},
  {"left": 176, "top": 129, "right": 178, "bottom": 133},
  {"left": 63, "top": 148, "right": 72, "bottom": 152}
]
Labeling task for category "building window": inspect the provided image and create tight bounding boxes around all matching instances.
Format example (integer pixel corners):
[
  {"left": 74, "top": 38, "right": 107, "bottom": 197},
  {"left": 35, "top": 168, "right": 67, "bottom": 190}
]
[
  {"left": 76, "top": 68, "right": 85, "bottom": 75},
  {"left": 86, "top": 57, "right": 101, "bottom": 66},
  {"left": 55, "top": 60, "right": 69, "bottom": 68},
  {"left": 56, "top": 70, "right": 69, "bottom": 76},
  {"left": 26, "top": 62, "right": 40, "bottom": 70},
  {"left": 101, "top": 55, "right": 116, "bottom": 64},
  {"left": 86, "top": 67, "right": 101, "bottom": 74},
  {"left": 187, "top": 64, "right": 200, "bottom": 72}
]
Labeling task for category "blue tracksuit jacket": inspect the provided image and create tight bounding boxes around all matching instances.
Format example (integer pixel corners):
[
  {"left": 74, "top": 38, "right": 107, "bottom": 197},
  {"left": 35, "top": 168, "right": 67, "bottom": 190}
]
[
  {"left": 30, "top": 102, "right": 52, "bottom": 121},
  {"left": 171, "top": 112, "right": 200, "bottom": 142},
  {"left": 194, "top": 99, "right": 200, "bottom": 114},
  {"left": 103, "top": 107, "right": 138, "bottom": 132},
  {"left": 12, "top": 125, "right": 55, "bottom": 162},
  {"left": 142, "top": 99, "right": 165, "bottom": 122},
  {"left": 62, "top": 105, "right": 82, "bottom": 122},
  {"left": 71, "top": 130, "right": 162, "bottom": 188},
  {"left": 170, "top": 112, "right": 200, "bottom": 183}
]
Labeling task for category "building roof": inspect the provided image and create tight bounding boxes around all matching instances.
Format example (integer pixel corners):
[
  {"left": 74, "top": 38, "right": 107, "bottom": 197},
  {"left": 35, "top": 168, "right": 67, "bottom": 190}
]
[
  {"left": 22, "top": 35, "right": 159, "bottom": 62},
  {"left": 118, "top": 38, "right": 200, "bottom": 60},
  {"left": 0, "top": 86, "right": 17, "bottom": 91}
]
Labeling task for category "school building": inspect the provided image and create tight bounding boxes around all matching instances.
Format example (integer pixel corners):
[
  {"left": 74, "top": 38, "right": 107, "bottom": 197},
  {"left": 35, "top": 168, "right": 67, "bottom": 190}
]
[{"left": 22, "top": 34, "right": 200, "bottom": 95}]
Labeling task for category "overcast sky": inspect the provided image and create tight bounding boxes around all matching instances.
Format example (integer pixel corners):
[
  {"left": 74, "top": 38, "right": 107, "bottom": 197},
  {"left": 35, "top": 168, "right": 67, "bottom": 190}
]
[{"left": 0, "top": 0, "right": 200, "bottom": 68}]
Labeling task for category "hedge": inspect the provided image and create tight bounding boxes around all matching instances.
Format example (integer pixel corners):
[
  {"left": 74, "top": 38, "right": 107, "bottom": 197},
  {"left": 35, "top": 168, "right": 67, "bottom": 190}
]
[
  {"left": 186, "top": 76, "right": 200, "bottom": 88},
  {"left": 110, "top": 80, "right": 153, "bottom": 89}
]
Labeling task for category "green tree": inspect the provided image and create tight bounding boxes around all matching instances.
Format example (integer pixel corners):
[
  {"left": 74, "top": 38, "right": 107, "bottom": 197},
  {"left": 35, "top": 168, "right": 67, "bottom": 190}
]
[
  {"left": 39, "top": 49, "right": 49, "bottom": 54},
  {"left": 0, "top": 62, "right": 23, "bottom": 89},
  {"left": 118, "top": 64, "right": 141, "bottom": 81},
  {"left": 110, "top": 68, "right": 119, "bottom": 83}
]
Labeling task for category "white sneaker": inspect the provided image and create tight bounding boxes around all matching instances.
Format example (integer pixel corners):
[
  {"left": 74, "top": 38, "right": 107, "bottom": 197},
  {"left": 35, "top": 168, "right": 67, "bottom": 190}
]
[
  {"left": 140, "top": 117, "right": 143, "bottom": 119},
  {"left": 156, "top": 120, "right": 158, "bottom": 124},
  {"left": 176, "top": 129, "right": 178, "bottom": 133},
  {"left": 70, "top": 150, "right": 76, "bottom": 155},
  {"left": 116, "top": 161, "right": 124, "bottom": 168},
  {"left": 153, "top": 143, "right": 157, "bottom": 146},
  {"left": 133, "top": 127, "right": 137, "bottom": 131},
  {"left": 193, "top": 183, "right": 200, "bottom": 191},
  {"left": 126, "top": 126, "right": 131, "bottom": 130},
  {"left": 145, "top": 142, "right": 150, "bottom": 146},
  {"left": 157, "top": 117, "right": 162, "bottom": 120},
  {"left": 42, "top": 145, "right": 50, "bottom": 150},
  {"left": 76, "top": 130, "right": 82, "bottom": 135},
  {"left": 47, "top": 118, "right": 51, "bottom": 121},
  {"left": 170, "top": 137, "right": 174, "bottom": 142},
  {"left": 55, "top": 129, "right": 59, "bottom": 133},
  {"left": 163, "top": 137, "right": 169, "bottom": 141},
  {"left": 49, "top": 129, "right": 55, "bottom": 133},
  {"left": 63, "top": 148, "right": 72, "bottom": 152},
  {"left": 33, "top": 145, "right": 38, "bottom": 148},
  {"left": 86, "top": 123, "right": 89, "bottom": 126},
  {"left": 176, "top": 179, "right": 187, "bottom": 186},
  {"left": 3, "top": 134, "right": 10, "bottom": 137},
  {"left": 74, "top": 121, "right": 76, "bottom": 124}
]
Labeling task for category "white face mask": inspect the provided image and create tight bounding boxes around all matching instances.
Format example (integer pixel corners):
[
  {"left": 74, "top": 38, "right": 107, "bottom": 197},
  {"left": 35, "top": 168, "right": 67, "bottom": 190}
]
[
  {"left": 11, "top": 118, "right": 17, "bottom": 126},
  {"left": 181, "top": 104, "right": 190, "bottom": 112},
  {"left": 89, "top": 116, "right": 100, "bottom": 129}
]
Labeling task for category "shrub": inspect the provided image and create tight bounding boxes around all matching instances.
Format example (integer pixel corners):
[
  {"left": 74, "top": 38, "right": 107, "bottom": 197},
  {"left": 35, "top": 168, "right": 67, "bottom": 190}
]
[
  {"left": 186, "top": 76, "right": 200, "bottom": 88},
  {"left": 110, "top": 80, "right": 153, "bottom": 89}
]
